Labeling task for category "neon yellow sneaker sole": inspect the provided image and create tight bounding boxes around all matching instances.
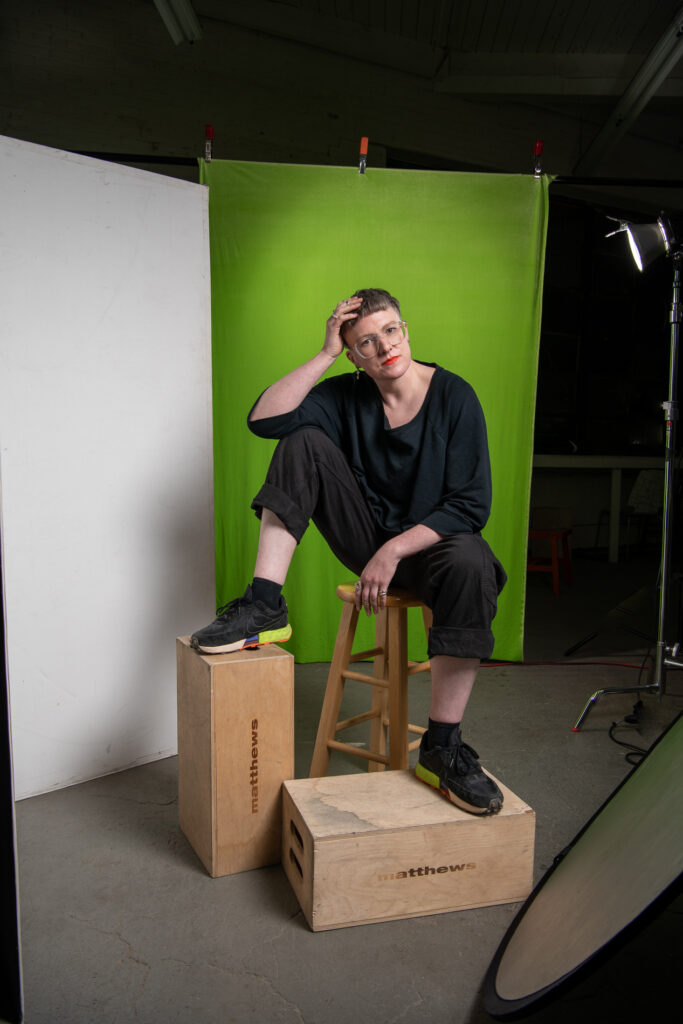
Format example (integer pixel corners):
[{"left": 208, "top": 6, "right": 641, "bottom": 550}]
[{"left": 194, "top": 624, "right": 292, "bottom": 655}]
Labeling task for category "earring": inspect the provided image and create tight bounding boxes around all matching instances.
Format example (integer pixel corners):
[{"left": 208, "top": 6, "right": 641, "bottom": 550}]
[{"left": 355, "top": 367, "right": 360, "bottom": 380}]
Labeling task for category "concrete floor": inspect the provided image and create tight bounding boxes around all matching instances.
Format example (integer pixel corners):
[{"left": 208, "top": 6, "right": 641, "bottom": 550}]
[{"left": 13, "top": 551, "right": 683, "bottom": 1024}]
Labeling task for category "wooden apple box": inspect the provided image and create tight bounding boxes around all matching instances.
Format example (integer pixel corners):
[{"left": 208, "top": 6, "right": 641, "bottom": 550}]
[
  {"left": 177, "top": 637, "right": 294, "bottom": 877},
  {"left": 282, "top": 769, "right": 534, "bottom": 930}
]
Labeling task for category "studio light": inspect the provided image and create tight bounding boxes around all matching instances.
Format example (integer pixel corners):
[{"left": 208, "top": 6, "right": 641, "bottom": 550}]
[
  {"left": 626, "top": 219, "right": 668, "bottom": 270},
  {"left": 486, "top": 206, "right": 683, "bottom": 1015},
  {"left": 625, "top": 214, "right": 683, "bottom": 271},
  {"left": 153, "top": 0, "right": 202, "bottom": 45},
  {"left": 574, "top": 212, "right": 683, "bottom": 729}
]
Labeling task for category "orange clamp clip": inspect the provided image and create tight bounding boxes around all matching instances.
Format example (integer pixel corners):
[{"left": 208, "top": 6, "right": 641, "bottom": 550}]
[{"left": 359, "top": 137, "right": 369, "bottom": 173}]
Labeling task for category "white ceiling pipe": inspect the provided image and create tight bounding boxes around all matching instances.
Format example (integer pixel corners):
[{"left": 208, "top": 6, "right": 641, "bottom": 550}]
[
  {"left": 153, "top": 0, "right": 202, "bottom": 46},
  {"left": 574, "top": 5, "right": 683, "bottom": 174}
]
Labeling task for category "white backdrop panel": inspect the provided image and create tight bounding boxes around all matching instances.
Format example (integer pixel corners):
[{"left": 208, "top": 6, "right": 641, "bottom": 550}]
[{"left": 0, "top": 136, "right": 214, "bottom": 798}]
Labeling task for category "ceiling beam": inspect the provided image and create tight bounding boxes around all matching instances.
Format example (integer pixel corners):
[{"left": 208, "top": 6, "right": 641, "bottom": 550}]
[
  {"left": 198, "top": 0, "right": 442, "bottom": 79},
  {"left": 434, "top": 53, "right": 683, "bottom": 98},
  {"left": 574, "top": 5, "right": 683, "bottom": 173},
  {"left": 197, "top": 3, "right": 683, "bottom": 103}
]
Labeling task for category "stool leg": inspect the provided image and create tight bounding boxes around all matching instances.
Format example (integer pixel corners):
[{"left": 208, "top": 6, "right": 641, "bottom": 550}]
[
  {"left": 387, "top": 606, "right": 410, "bottom": 770},
  {"left": 419, "top": 605, "right": 433, "bottom": 737},
  {"left": 310, "top": 602, "right": 358, "bottom": 778},
  {"left": 368, "top": 608, "right": 389, "bottom": 772}
]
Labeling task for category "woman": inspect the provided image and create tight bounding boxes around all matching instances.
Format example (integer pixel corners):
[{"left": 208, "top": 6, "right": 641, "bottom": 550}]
[{"left": 191, "top": 288, "right": 506, "bottom": 814}]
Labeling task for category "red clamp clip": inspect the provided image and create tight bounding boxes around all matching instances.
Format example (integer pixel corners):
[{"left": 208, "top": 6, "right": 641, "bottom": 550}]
[{"left": 533, "top": 139, "right": 543, "bottom": 177}]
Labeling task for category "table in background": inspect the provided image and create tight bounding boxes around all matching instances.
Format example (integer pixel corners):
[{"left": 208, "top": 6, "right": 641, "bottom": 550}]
[{"left": 532, "top": 455, "right": 662, "bottom": 563}]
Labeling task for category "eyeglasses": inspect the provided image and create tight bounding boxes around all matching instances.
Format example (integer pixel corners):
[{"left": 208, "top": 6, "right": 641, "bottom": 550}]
[{"left": 351, "top": 321, "right": 407, "bottom": 359}]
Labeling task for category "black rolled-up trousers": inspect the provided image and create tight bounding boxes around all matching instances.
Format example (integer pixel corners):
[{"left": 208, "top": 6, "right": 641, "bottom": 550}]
[{"left": 251, "top": 428, "right": 507, "bottom": 660}]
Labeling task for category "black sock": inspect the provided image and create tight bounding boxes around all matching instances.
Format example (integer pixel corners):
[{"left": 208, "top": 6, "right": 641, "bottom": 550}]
[
  {"left": 251, "top": 577, "right": 282, "bottom": 607},
  {"left": 427, "top": 718, "right": 460, "bottom": 749}
]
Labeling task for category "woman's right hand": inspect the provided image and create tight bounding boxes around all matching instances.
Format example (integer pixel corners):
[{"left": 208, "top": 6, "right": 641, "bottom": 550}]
[
  {"left": 250, "top": 295, "right": 364, "bottom": 422},
  {"left": 323, "top": 295, "right": 363, "bottom": 358}
]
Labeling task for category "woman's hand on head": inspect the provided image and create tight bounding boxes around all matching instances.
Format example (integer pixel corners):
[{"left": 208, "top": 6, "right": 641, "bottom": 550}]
[{"left": 323, "top": 296, "right": 363, "bottom": 359}]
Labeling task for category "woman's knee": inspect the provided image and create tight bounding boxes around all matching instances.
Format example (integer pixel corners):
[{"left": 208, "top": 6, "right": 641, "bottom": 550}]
[
  {"left": 275, "top": 427, "right": 336, "bottom": 458},
  {"left": 432, "top": 534, "right": 493, "bottom": 580},
  {"left": 406, "top": 534, "right": 506, "bottom": 611},
  {"left": 267, "top": 428, "right": 338, "bottom": 481}
]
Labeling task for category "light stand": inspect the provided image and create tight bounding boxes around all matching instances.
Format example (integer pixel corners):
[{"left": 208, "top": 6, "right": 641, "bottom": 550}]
[{"left": 573, "top": 214, "right": 683, "bottom": 729}]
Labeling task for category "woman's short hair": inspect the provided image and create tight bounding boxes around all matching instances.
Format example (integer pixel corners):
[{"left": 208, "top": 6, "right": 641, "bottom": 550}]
[{"left": 341, "top": 288, "right": 401, "bottom": 344}]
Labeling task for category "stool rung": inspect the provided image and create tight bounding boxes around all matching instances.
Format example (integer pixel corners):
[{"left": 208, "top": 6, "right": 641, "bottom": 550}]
[
  {"left": 326, "top": 739, "right": 389, "bottom": 766},
  {"left": 349, "top": 648, "right": 383, "bottom": 663},
  {"left": 407, "top": 659, "right": 430, "bottom": 675},
  {"left": 381, "top": 718, "right": 426, "bottom": 736},
  {"left": 408, "top": 737, "right": 423, "bottom": 752},
  {"left": 335, "top": 709, "right": 380, "bottom": 733},
  {"left": 342, "top": 668, "right": 389, "bottom": 686}
]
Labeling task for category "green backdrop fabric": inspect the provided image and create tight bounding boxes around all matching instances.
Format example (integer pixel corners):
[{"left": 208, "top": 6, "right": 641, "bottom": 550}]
[{"left": 200, "top": 160, "right": 549, "bottom": 663}]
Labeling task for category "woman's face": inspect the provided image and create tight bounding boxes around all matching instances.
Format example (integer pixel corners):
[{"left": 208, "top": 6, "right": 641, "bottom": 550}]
[{"left": 345, "top": 307, "right": 411, "bottom": 382}]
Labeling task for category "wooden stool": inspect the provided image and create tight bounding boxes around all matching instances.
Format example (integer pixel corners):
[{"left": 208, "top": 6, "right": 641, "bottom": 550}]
[
  {"left": 527, "top": 528, "right": 573, "bottom": 596},
  {"left": 309, "top": 584, "right": 432, "bottom": 778}
]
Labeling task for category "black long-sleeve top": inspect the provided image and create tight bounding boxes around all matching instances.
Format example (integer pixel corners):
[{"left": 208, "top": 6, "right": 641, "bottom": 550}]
[{"left": 247, "top": 362, "right": 492, "bottom": 537}]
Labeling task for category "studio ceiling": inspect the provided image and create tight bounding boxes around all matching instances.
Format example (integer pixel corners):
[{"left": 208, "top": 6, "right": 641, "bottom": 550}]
[
  {"left": 192, "top": 0, "right": 683, "bottom": 175},
  {"left": 3, "top": 0, "right": 683, "bottom": 198}
]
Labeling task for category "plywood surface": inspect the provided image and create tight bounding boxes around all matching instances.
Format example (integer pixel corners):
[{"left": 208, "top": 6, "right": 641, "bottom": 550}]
[{"left": 284, "top": 769, "right": 532, "bottom": 838}]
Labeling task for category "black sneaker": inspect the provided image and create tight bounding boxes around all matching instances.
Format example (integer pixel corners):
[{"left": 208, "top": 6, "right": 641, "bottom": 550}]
[
  {"left": 415, "top": 727, "right": 503, "bottom": 815},
  {"left": 190, "top": 586, "right": 292, "bottom": 654}
]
